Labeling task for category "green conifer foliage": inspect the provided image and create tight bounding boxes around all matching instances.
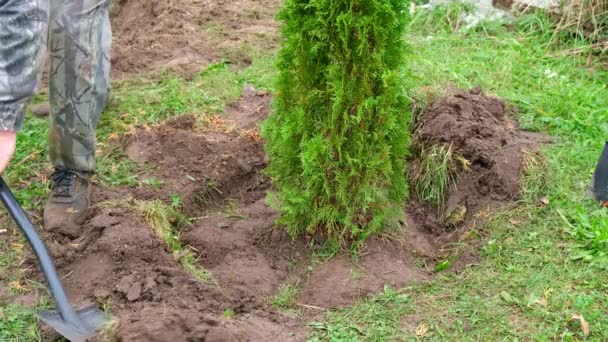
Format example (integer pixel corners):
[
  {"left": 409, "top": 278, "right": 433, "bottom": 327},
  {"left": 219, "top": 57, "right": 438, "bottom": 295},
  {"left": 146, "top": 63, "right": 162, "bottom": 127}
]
[{"left": 262, "top": 0, "right": 410, "bottom": 245}]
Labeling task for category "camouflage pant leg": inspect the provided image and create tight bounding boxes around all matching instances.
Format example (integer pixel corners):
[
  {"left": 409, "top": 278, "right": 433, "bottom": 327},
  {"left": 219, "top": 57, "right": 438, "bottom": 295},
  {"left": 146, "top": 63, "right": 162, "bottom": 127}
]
[
  {"left": 48, "top": 0, "right": 111, "bottom": 173},
  {"left": 0, "top": 0, "right": 49, "bottom": 131}
]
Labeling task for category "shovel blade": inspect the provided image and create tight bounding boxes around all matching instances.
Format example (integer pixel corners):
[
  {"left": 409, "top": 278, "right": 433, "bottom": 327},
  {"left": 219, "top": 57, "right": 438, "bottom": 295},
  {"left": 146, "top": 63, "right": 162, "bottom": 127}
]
[
  {"left": 39, "top": 305, "right": 108, "bottom": 342},
  {"left": 588, "top": 142, "right": 608, "bottom": 201}
]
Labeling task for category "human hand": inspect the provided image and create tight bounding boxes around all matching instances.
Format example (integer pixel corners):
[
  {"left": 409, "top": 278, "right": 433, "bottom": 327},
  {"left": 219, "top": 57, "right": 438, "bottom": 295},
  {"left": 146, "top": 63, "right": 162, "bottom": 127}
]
[{"left": 0, "top": 131, "right": 17, "bottom": 174}]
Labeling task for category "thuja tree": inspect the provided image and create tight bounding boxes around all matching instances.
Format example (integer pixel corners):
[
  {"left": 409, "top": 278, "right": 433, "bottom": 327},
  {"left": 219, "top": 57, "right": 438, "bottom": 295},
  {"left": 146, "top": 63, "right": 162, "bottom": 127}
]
[{"left": 262, "top": 0, "right": 410, "bottom": 245}]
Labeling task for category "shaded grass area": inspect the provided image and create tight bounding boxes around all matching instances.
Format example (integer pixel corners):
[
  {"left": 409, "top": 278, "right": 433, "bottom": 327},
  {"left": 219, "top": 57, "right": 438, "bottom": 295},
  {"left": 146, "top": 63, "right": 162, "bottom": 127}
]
[
  {"left": 311, "top": 6, "right": 608, "bottom": 341},
  {"left": 0, "top": 56, "right": 276, "bottom": 339}
]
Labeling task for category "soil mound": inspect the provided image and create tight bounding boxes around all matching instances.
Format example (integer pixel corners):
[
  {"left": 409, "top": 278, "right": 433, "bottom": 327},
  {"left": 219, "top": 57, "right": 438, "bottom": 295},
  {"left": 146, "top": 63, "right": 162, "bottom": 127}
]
[
  {"left": 45, "top": 202, "right": 303, "bottom": 341},
  {"left": 110, "top": 0, "right": 281, "bottom": 77},
  {"left": 413, "top": 87, "right": 550, "bottom": 228},
  {"left": 125, "top": 114, "right": 267, "bottom": 215}
]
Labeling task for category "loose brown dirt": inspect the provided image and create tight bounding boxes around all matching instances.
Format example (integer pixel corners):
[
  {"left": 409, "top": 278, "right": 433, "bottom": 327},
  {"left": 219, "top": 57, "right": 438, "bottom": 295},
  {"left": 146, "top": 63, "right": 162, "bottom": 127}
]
[
  {"left": 19, "top": 87, "right": 548, "bottom": 341},
  {"left": 124, "top": 113, "right": 267, "bottom": 216},
  {"left": 412, "top": 87, "right": 551, "bottom": 233},
  {"left": 110, "top": 0, "right": 281, "bottom": 77}
]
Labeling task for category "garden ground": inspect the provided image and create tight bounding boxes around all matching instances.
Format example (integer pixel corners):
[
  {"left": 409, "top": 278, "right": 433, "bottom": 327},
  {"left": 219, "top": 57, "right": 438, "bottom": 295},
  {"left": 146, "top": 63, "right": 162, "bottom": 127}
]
[{"left": 1, "top": 0, "right": 607, "bottom": 341}]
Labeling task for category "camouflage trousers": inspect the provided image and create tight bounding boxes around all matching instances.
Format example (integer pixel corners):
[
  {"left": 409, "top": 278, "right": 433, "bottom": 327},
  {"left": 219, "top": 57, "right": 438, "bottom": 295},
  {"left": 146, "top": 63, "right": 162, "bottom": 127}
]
[
  {"left": 0, "top": 0, "right": 111, "bottom": 173},
  {"left": 48, "top": 0, "right": 112, "bottom": 172}
]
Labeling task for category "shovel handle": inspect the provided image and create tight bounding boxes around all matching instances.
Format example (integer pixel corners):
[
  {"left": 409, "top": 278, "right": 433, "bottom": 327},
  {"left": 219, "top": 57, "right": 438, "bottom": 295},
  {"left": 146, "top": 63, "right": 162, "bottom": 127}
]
[{"left": 0, "top": 176, "right": 81, "bottom": 325}]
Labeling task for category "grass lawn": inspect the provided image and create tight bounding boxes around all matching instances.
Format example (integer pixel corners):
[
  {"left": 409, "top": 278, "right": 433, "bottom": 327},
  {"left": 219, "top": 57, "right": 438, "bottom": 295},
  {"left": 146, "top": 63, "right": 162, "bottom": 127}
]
[
  {"left": 310, "top": 8, "right": 608, "bottom": 341},
  {"left": 1, "top": 5, "right": 607, "bottom": 341}
]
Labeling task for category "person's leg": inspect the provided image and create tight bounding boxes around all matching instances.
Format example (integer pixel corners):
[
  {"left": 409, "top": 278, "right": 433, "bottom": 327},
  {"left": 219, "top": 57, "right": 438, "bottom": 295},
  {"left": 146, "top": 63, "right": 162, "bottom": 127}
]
[
  {"left": 44, "top": 0, "right": 111, "bottom": 236},
  {"left": 48, "top": 0, "right": 111, "bottom": 172},
  {"left": 0, "top": 0, "right": 49, "bottom": 127},
  {"left": 34, "top": 0, "right": 112, "bottom": 118}
]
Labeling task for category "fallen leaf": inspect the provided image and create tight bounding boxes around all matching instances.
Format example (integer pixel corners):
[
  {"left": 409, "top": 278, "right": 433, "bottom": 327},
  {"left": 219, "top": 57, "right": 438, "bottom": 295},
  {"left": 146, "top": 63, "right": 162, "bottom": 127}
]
[
  {"left": 571, "top": 313, "right": 590, "bottom": 337},
  {"left": 415, "top": 321, "right": 429, "bottom": 337},
  {"left": 11, "top": 243, "right": 24, "bottom": 253},
  {"left": 9, "top": 281, "right": 30, "bottom": 293}
]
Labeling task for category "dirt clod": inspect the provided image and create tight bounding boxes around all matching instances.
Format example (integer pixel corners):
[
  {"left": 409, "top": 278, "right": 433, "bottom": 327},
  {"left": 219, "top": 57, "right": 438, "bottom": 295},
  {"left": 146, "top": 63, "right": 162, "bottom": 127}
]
[
  {"left": 90, "top": 210, "right": 120, "bottom": 229},
  {"left": 126, "top": 282, "right": 143, "bottom": 302}
]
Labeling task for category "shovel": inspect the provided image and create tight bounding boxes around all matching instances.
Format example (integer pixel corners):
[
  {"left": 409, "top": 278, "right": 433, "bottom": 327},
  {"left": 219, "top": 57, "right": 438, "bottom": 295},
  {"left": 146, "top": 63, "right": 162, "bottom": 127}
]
[
  {"left": 0, "top": 176, "right": 107, "bottom": 342},
  {"left": 588, "top": 142, "right": 608, "bottom": 202}
]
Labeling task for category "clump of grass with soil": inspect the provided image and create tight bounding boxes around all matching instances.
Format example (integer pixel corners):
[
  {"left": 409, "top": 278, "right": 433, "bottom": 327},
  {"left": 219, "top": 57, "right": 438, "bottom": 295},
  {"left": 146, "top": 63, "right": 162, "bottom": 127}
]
[
  {"left": 262, "top": 0, "right": 411, "bottom": 247},
  {"left": 270, "top": 284, "right": 299, "bottom": 310},
  {"left": 108, "top": 198, "right": 217, "bottom": 285},
  {"left": 410, "top": 143, "right": 460, "bottom": 209}
]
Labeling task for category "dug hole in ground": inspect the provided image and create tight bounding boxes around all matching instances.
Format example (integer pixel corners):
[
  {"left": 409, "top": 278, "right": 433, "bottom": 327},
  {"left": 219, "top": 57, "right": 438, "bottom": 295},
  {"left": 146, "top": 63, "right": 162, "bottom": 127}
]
[
  {"left": 18, "top": 0, "right": 550, "bottom": 340},
  {"left": 35, "top": 86, "right": 549, "bottom": 341}
]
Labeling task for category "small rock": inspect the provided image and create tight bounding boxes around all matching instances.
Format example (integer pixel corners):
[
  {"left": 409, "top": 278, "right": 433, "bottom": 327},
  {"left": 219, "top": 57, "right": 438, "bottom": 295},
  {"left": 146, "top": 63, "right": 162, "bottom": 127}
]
[
  {"left": 126, "top": 282, "right": 143, "bottom": 302},
  {"left": 444, "top": 204, "right": 467, "bottom": 227},
  {"left": 94, "top": 289, "right": 111, "bottom": 302}
]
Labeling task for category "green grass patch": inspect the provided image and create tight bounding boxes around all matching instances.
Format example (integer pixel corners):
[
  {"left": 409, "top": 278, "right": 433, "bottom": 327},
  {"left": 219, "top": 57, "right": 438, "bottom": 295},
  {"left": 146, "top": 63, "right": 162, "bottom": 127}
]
[
  {"left": 310, "top": 5, "right": 608, "bottom": 340},
  {"left": 223, "top": 308, "right": 236, "bottom": 318},
  {"left": 309, "top": 286, "right": 413, "bottom": 341},
  {"left": 270, "top": 284, "right": 299, "bottom": 310},
  {"left": 0, "top": 304, "right": 42, "bottom": 341}
]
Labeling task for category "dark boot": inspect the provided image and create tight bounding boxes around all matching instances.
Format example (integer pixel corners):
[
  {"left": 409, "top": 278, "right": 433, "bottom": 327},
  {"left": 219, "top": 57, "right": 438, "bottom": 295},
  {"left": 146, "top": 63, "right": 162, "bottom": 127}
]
[{"left": 44, "top": 169, "right": 91, "bottom": 239}]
